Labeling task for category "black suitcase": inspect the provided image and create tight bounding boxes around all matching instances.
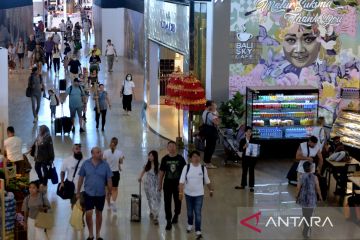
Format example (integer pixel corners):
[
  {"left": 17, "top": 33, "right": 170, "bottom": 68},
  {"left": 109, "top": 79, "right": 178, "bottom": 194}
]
[
  {"left": 54, "top": 118, "right": 63, "bottom": 135},
  {"left": 130, "top": 183, "right": 141, "bottom": 222},
  {"left": 62, "top": 117, "right": 73, "bottom": 133},
  {"left": 59, "top": 79, "right": 67, "bottom": 91}
]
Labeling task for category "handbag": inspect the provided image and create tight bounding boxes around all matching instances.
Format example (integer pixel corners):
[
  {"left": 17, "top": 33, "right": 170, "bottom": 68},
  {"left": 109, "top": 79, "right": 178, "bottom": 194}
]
[
  {"left": 34, "top": 194, "right": 54, "bottom": 229},
  {"left": 57, "top": 158, "right": 82, "bottom": 199},
  {"left": 70, "top": 200, "right": 84, "bottom": 230},
  {"left": 26, "top": 87, "right": 32, "bottom": 97},
  {"left": 199, "top": 112, "right": 218, "bottom": 139},
  {"left": 49, "top": 163, "right": 59, "bottom": 184}
]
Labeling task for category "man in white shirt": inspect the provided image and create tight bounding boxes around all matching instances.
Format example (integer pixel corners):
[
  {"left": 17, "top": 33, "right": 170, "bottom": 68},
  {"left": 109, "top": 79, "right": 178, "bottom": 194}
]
[
  {"left": 60, "top": 143, "right": 85, "bottom": 208},
  {"left": 59, "top": 19, "right": 66, "bottom": 39},
  {"left": 105, "top": 39, "right": 117, "bottom": 72},
  {"left": 4, "top": 126, "right": 25, "bottom": 172},
  {"left": 103, "top": 137, "right": 124, "bottom": 212},
  {"left": 296, "top": 136, "right": 323, "bottom": 179},
  {"left": 179, "top": 151, "right": 213, "bottom": 239}
]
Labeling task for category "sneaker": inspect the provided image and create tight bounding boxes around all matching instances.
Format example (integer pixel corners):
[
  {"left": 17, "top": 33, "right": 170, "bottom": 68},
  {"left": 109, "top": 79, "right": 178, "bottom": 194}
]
[
  {"left": 187, "top": 225, "right": 193, "bottom": 233},
  {"left": 149, "top": 213, "right": 154, "bottom": 219},
  {"left": 205, "top": 163, "right": 218, "bottom": 169},
  {"left": 80, "top": 128, "right": 85, "bottom": 133},
  {"left": 108, "top": 202, "right": 113, "bottom": 211},
  {"left": 171, "top": 215, "right": 178, "bottom": 224},
  {"left": 153, "top": 219, "right": 159, "bottom": 225},
  {"left": 235, "top": 186, "right": 245, "bottom": 190},
  {"left": 112, "top": 204, "right": 117, "bottom": 213},
  {"left": 196, "top": 231, "right": 203, "bottom": 239},
  {"left": 165, "top": 222, "right": 172, "bottom": 231},
  {"left": 250, "top": 188, "right": 254, "bottom": 192}
]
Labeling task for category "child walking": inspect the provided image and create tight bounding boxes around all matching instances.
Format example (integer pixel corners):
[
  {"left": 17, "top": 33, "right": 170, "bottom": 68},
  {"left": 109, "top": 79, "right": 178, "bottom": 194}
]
[
  {"left": 47, "top": 89, "right": 59, "bottom": 121},
  {"left": 22, "top": 181, "right": 51, "bottom": 240},
  {"left": 138, "top": 150, "right": 161, "bottom": 225}
]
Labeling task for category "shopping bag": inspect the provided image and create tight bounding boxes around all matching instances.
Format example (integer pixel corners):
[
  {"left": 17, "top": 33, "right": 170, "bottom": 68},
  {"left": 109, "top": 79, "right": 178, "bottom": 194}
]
[
  {"left": 49, "top": 164, "right": 59, "bottom": 184},
  {"left": 35, "top": 211, "right": 54, "bottom": 229},
  {"left": 70, "top": 200, "right": 84, "bottom": 231}
]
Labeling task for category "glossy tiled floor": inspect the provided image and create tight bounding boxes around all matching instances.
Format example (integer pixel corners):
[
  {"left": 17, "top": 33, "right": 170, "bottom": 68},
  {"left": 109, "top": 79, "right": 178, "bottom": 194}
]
[{"left": 7, "top": 36, "right": 360, "bottom": 240}]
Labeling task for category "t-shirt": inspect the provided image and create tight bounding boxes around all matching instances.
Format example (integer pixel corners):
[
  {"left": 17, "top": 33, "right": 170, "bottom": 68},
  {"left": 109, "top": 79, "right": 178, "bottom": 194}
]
[
  {"left": 160, "top": 154, "right": 186, "bottom": 182},
  {"left": 123, "top": 80, "right": 135, "bottom": 95},
  {"left": 98, "top": 91, "right": 108, "bottom": 110},
  {"left": 59, "top": 22, "right": 66, "bottom": 32},
  {"left": 60, "top": 156, "right": 85, "bottom": 193},
  {"left": 89, "top": 55, "right": 101, "bottom": 64},
  {"left": 4, "top": 136, "right": 23, "bottom": 162},
  {"left": 179, "top": 164, "right": 210, "bottom": 197},
  {"left": 78, "top": 159, "right": 113, "bottom": 196},
  {"left": 297, "top": 142, "right": 320, "bottom": 173},
  {"left": 21, "top": 194, "right": 51, "bottom": 219},
  {"left": 68, "top": 59, "right": 81, "bottom": 74},
  {"left": 103, "top": 149, "right": 124, "bottom": 172},
  {"left": 53, "top": 34, "right": 61, "bottom": 45},
  {"left": 16, "top": 42, "right": 25, "bottom": 54},
  {"left": 27, "top": 39, "right": 36, "bottom": 51},
  {"left": 66, "top": 85, "right": 85, "bottom": 108},
  {"left": 106, "top": 44, "right": 116, "bottom": 55}
]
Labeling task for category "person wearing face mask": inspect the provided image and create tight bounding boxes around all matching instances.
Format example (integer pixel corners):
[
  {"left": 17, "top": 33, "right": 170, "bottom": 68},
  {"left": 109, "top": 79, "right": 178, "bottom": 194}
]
[
  {"left": 121, "top": 73, "right": 135, "bottom": 116},
  {"left": 60, "top": 143, "right": 85, "bottom": 208}
]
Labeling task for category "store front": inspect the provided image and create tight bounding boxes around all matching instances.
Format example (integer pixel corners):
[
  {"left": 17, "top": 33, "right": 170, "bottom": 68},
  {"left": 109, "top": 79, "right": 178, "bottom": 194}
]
[
  {"left": 208, "top": 0, "right": 360, "bottom": 154},
  {"left": 144, "top": 0, "right": 211, "bottom": 144}
]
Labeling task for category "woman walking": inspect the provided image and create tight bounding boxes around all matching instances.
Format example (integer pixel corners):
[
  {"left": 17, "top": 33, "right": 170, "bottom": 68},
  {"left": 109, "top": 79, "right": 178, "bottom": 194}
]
[
  {"left": 28, "top": 67, "right": 45, "bottom": 123},
  {"left": 52, "top": 44, "right": 62, "bottom": 77},
  {"left": 94, "top": 84, "right": 111, "bottom": 131},
  {"left": 138, "top": 151, "right": 161, "bottom": 225},
  {"left": 16, "top": 37, "right": 25, "bottom": 69},
  {"left": 121, "top": 73, "right": 135, "bottom": 115},
  {"left": 296, "top": 161, "right": 323, "bottom": 239},
  {"left": 22, "top": 181, "right": 51, "bottom": 240},
  {"left": 32, "top": 125, "right": 55, "bottom": 190}
]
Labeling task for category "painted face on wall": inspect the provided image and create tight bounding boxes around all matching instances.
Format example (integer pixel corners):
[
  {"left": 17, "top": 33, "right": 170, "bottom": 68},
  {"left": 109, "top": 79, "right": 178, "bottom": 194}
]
[{"left": 282, "top": 25, "right": 321, "bottom": 68}]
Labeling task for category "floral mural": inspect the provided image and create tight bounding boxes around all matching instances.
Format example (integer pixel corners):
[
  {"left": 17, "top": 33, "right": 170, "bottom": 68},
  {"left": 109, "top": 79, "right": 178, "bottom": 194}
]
[{"left": 229, "top": 0, "right": 360, "bottom": 124}]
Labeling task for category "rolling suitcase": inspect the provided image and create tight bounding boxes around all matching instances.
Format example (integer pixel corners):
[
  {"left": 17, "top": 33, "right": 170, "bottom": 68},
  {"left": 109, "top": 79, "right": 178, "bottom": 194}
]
[
  {"left": 62, "top": 116, "right": 72, "bottom": 134},
  {"left": 130, "top": 183, "right": 141, "bottom": 222},
  {"left": 59, "top": 79, "right": 67, "bottom": 91},
  {"left": 54, "top": 118, "right": 63, "bottom": 135}
]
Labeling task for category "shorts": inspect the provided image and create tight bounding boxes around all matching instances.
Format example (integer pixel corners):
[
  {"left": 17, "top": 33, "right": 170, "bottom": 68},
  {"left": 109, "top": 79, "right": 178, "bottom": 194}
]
[
  {"left": 27, "top": 51, "right": 33, "bottom": 58},
  {"left": 70, "top": 191, "right": 85, "bottom": 207},
  {"left": 70, "top": 106, "right": 83, "bottom": 118},
  {"left": 111, "top": 171, "right": 120, "bottom": 187},
  {"left": 84, "top": 192, "right": 106, "bottom": 211},
  {"left": 18, "top": 53, "right": 24, "bottom": 59}
]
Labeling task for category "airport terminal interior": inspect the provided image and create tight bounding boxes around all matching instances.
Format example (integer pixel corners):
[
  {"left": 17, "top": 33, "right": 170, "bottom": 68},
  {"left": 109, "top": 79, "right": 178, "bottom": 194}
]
[{"left": 0, "top": 0, "right": 360, "bottom": 240}]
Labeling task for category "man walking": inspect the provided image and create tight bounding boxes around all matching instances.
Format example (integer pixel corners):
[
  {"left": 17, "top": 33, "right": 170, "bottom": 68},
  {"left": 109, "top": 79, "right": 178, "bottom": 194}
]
[
  {"left": 44, "top": 37, "right": 54, "bottom": 70},
  {"left": 26, "top": 35, "right": 36, "bottom": 69},
  {"left": 105, "top": 39, "right": 117, "bottom": 72},
  {"left": 60, "top": 144, "right": 85, "bottom": 208},
  {"left": 4, "top": 126, "right": 25, "bottom": 172},
  {"left": 77, "top": 147, "right": 113, "bottom": 240},
  {"left": 61, "top": 78, "right": 86, "bottom": 133},
  {"left": 158, "top": 141, "right": 187, "bottom": 230}
]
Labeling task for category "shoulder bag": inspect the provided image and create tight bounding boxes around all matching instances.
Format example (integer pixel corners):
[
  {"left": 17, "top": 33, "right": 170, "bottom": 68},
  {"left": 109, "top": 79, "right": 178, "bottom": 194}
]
[
  {"left": 35, "top": 194, "right": 54, "bottom": 229},
  {"left": 26, "top": 75, "right": 33, "bottom": 97},
  {"left": 198, "top": 112, "right": 218, "bottom": 139},
  {"left": 57, "top": 159, "right": 82, "bottom": 199},
  {"left": 49, "top": 163, "right": 59, "bottom": 184}
]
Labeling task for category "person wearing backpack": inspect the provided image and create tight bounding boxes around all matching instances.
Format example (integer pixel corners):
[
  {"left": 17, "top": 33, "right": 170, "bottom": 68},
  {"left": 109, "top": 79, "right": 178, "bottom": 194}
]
[
  {"left": 179, "top": 150, "right": 213, "bottom": 240},
  {"left": 61, "top": 78, "right": 86, "bottom": 133}
]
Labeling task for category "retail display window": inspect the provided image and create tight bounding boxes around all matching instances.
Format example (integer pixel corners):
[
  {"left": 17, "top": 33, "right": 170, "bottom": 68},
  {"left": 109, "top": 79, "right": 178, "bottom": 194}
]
[{"left": 246, "top": 86, "right": 319, "bottom": 140}]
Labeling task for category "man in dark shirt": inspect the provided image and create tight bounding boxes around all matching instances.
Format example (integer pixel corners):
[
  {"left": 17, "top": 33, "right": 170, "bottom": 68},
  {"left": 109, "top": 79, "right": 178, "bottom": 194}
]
[
  {"left": 26, "top": 35, "right": 36, "bottom": 69},
  {"left": 158, "top": 141, "right": 186, "bottom": 230},
  {"left": 68, "top": 55, "right": 82, "bottom": 81},
  {"left": 44, "top": 37, "right": 54, "bottom": 70}
]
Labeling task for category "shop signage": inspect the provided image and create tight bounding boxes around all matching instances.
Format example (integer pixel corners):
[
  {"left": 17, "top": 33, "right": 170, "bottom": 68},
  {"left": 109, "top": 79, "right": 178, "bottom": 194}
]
[
  {"left": 148, "top": 0, "right": 189, "bottom": 55},
  {"left": 160, "top": 12, "right": 176, "bottom": 33},
  {"left": 230, "top": 24, "right": 261, "bottom": 64},
  {"left": 255, "top": 0, "right": 344, "bottom": 27}
]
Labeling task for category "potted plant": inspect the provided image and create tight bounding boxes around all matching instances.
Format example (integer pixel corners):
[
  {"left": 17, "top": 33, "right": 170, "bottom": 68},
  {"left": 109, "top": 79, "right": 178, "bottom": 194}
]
[{"left": 219, "top": 92, "right": 245, "bottom": 131}]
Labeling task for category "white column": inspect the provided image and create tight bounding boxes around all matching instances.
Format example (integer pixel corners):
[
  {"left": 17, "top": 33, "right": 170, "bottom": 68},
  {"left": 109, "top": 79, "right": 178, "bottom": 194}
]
[
  {"left": 0, "top": 48, "right": 9, "bottom": 128},
  {"left": 149, "top": 40, "right": 160, "bottom": 105},
  {"left": 101, "top": 8, "right": 125, "bottom": 56},
  {"left": 205, "top": 2, "right": 214, "bottom": 99}
]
